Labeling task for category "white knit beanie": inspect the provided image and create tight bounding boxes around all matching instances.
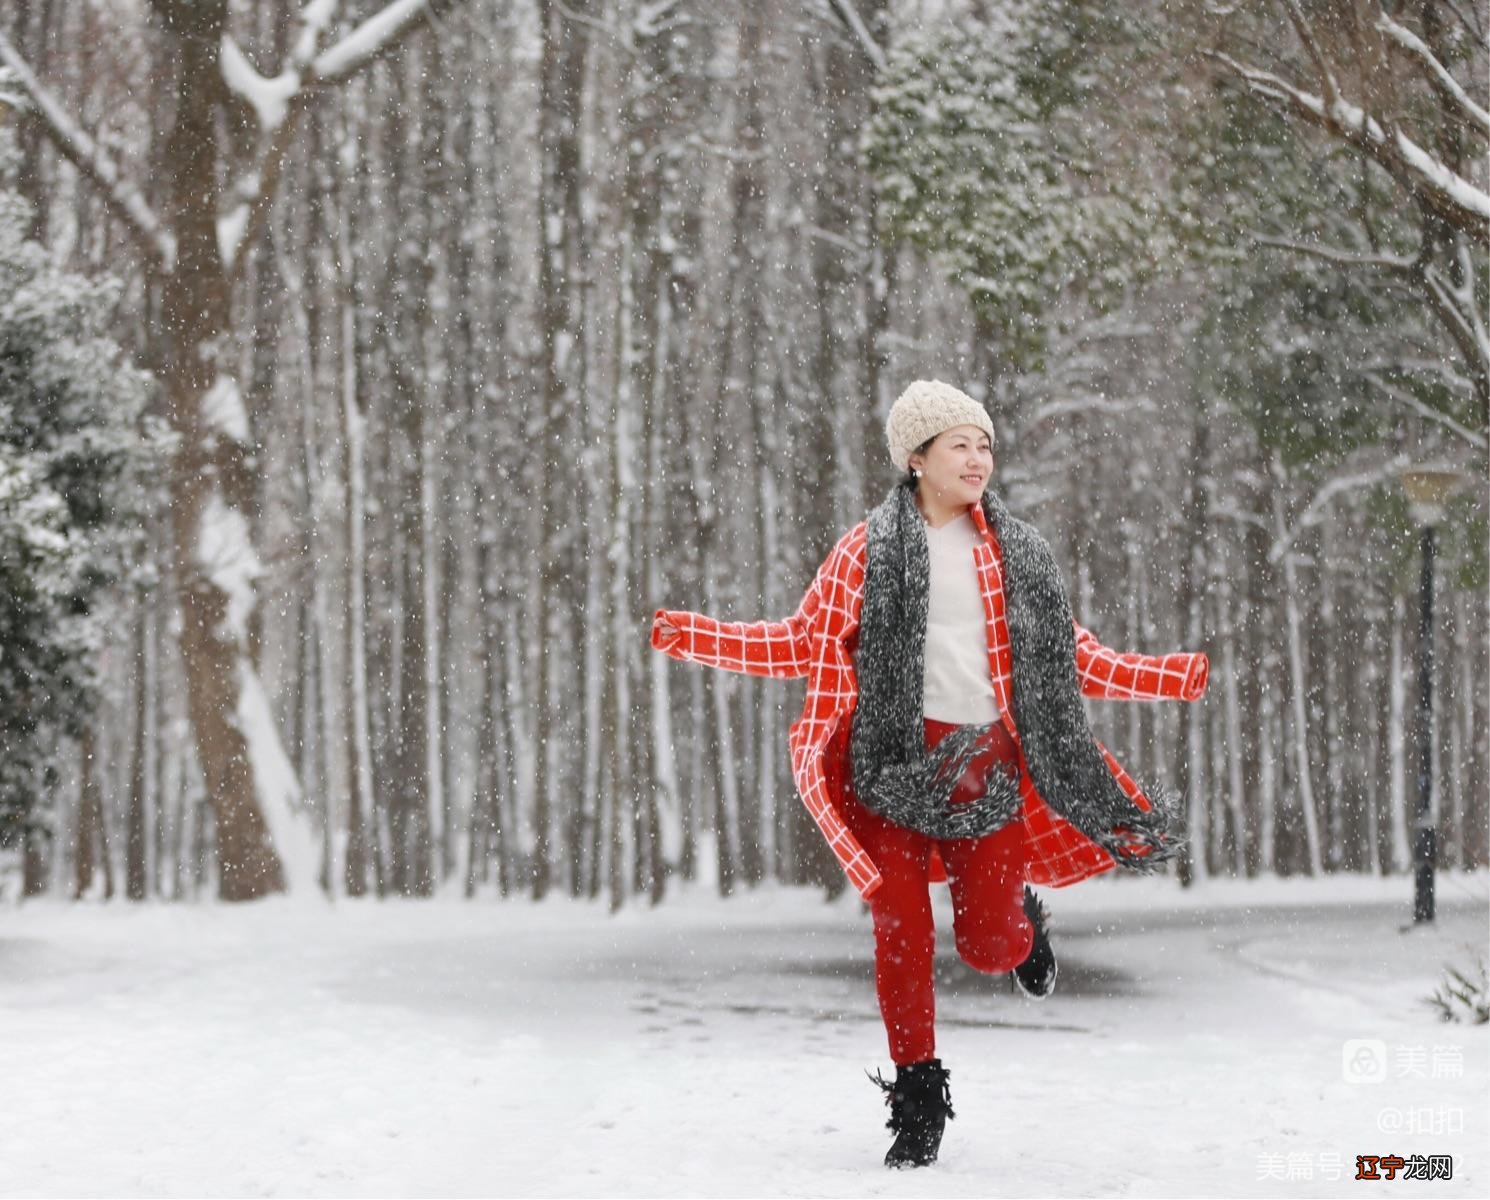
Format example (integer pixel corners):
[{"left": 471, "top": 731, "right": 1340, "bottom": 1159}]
[{"left": 885, "top": 379, "right": 996, "bottom": 471}]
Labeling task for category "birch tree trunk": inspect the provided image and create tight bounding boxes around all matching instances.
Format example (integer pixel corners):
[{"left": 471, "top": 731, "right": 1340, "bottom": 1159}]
[
  {"left": 1320, "top": 520, "right": 1343, "bottom": 871},
  {"left": 1271, "top": 458, "right": 1324, "bottom": 876},
  {"left": 1388, "top": 592, "right": 1411, "bottom": 872}
]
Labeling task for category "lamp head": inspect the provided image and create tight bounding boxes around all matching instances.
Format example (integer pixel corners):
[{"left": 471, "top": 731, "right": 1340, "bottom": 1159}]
[{"left": 1399, "top": 465, "right": 1466, "bottom": 527}]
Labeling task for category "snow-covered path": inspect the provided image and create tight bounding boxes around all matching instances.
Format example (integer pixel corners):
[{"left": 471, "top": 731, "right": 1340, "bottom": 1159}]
[{"left": 2, "top": 874, "right": 1485, "bottom": 1198}]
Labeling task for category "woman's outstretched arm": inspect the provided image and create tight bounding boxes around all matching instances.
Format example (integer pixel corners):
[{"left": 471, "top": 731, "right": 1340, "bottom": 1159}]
[
  {"left": 650, "top": 556, "right": 833, "bottom": 680},
  {"left": 1072, "top": 619, "right": 1209, "bottom": 702}
]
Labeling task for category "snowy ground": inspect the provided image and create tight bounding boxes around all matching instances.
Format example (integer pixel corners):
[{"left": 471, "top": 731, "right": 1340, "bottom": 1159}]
[{"left": 2, "top": 872, "right": 1486, "bottom": 1198}]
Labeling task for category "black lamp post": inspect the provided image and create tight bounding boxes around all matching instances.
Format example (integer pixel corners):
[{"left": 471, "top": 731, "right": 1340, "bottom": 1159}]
[{"left": 1399, "top": 466, "right": 1463, "bottom": 926}]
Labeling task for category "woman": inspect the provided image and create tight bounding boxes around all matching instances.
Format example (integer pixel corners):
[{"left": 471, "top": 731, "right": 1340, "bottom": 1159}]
[{"left": 651, "top": 379, "right": 1210, "bottom": 1169}]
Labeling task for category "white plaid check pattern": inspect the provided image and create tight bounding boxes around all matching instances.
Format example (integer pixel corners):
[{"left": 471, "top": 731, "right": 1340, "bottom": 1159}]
[{"left": 653, "top": 506, "right": 1209, "bottom": 899}]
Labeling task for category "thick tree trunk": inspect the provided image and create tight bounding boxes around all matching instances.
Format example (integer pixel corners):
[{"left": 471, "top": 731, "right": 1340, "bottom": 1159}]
[{"left": 150, "top": 0, "right": 307, "bottom": 901}]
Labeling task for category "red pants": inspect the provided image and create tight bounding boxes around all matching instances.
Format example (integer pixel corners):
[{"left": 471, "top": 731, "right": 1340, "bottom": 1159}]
[{"left": 829, "top": 717, "right": 1032, "bottom": 1065}]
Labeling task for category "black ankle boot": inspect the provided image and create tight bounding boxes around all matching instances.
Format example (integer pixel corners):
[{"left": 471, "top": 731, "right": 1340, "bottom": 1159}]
[
  {"left": 1013, "top": 885, "right": 1058, "bottom": 999},
  {"left": 867, "top": 1058, "right": 955, "bottom": 1167}
]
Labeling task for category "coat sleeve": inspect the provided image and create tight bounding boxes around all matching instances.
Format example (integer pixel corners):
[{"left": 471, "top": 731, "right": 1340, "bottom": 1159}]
[
  {"left": 650, "top": 549, "right": 835, "bottom": 680},
  {"left": 1072, "top": 619, "right": 1209, "bottom": 702}
]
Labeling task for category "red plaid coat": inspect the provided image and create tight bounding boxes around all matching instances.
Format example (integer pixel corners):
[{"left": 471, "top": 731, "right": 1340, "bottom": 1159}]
[{"left": 651, "top": 500, "right": 1210, "bottom": 900}]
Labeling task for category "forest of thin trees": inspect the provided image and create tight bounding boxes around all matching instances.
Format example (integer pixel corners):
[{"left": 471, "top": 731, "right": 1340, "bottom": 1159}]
[{"left": 1, "top": 0, "right": 1485, "bottom": 907}]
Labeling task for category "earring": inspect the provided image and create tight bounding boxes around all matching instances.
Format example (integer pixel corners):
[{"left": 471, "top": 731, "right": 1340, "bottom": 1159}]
[{"left": 913, "top": 468, "right": 922, "bottom": 478}]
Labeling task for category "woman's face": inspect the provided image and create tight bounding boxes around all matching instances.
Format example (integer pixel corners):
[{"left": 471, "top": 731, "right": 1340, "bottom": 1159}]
[{"left": 909, "top": 424, "right": 994, "bottom": 508}]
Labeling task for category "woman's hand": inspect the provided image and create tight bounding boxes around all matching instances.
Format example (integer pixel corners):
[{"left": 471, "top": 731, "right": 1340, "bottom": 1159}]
[{"left": 652, "top": 613, "right": 680, "bottom": 647}]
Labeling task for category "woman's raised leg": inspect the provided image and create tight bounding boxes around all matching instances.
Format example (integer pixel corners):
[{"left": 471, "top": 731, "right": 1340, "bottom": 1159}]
[
  {"left": 941, "top": 820, "right": 1033, "bottom": 974},
  {"left": 924, "top": 717, "right": 1034, "bottom": 975}
]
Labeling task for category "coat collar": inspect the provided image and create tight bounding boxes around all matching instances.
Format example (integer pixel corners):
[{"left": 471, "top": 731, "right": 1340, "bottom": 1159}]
[
  {"left": 968, "top": 497, "right": 997, "bottom": 556},
  {"left": 968, "top": 497, "right": 992, "bottom": 539}
]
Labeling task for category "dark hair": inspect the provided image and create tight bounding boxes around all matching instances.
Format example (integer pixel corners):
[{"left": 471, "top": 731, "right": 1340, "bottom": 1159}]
[{"left": 899, "top": 435, "right": 936, "bottom": 489}]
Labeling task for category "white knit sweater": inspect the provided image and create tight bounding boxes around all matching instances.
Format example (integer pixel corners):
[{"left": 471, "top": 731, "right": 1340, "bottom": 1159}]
[{"left": 922, "top": 511, "right": 1000, "bottom": 724}]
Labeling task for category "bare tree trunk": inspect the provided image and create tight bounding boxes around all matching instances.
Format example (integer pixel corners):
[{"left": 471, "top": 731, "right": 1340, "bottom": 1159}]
[
  {"left": 338, "top": 132, "right": 374, "bottom": 899},
  {"left": 73, "top": 727, "right": 113, "bottom": 900},
  {"left": 531, "top": 0, "right": 592, "bottom": 900},
  {"left": 22, "top": 822, "right": 50, "bottom": 898},
  {"left": 708, "top": 674, "right": 739, "bottom": 897},
  {"left": 469, "top": 543, "right": 509, "bottom": 897},
  {"left": 126, "top": 606, "right": 151, "bottom": 900},
  {"left": 501, "top": 622, "right": 529, "bottom": 898},
  {"left": 1270, "top": 458, "right": 1324, "bottom": 876},
  {"left": 1124, "top": 532, "right": 1145, "bottom": 781},
  {"left": 681, "top": 669, "right": 703, "bottom": 882},
  {"left": 602, "top": 300, "right": 628, "bottom": 912},
  {"left": 1453, "top": 590, "right": 1474, "bottom": 868},
  {"left": 1258, "top": 638, "right": 1279, "bottom": 875},
  {"left": 1217, "top": 571, "right": 1247, "bottom": 874},
  {"left": 1320, "top": 520, "right": 1344, "bottom": 871},
  {"left": 1388, "top": 592, "right": 1411, "bottom": 871},
  {"left": 392, "top": 503, "right": 432, "bottom": 895},
  {"left": 1180, "top": 408, "right": 1203, "bottom": 882}
]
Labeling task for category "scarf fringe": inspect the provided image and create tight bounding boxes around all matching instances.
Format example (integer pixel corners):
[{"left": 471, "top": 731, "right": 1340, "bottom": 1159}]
[
  {"left": 861, "top": 722, "right": 1025, "bottom": 841},
  {"left": 1093, "top": 778, "right": 1187, "bottom": 871}
]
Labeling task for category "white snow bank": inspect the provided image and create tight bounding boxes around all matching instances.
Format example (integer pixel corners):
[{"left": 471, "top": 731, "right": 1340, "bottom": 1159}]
[{"left": 1, "top": 875, "right": 1484, "bottom": 1198}]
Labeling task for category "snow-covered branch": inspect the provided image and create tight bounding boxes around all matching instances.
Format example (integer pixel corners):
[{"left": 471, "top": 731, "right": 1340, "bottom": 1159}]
[
  {"left": 0, "top": 34, "right": 175, "bottom": 271},
  {"left": 1420, "top": 260, "right": 1490, "bottom": 422},
  {"left": 1025, "top": 392, "right": 1161, "bottom": 430},
  {"left": 1252, "top": 234, "right": 1417, "bottom": 271},
  {"left": 220, "top": 38, "right": 303, "bottom": 134},
  {"left": 553, "top": 0, "right": 630, "bottom": 45},
  {"left": 1361, "top": 367, "right": 1489, "bottom": 448},
  {"left": 1208, "top": 50, "right": 1490, "bottom": 246},
  {"left": 1362, "top": 354, "right": 1476, "bottom": 397},
  {"left": 312, "top": 0, "right": 442, "bottom": 84},
  {"left": 1211, "top": 499, "right": 1269, "bottom": 533},
  {"left": 1268, "top": 456, "right": 1412, "bottom": 564},
  {"left": 217, "top": 2, "right": 341, "bottom": 274},
  {"left": 220, "top": 0, "right": 462, "bottom": 278},
  {"left": 221, "top": 0, "right": 341, "bottom": 131},
  {"left": 1441, "top": 0, "right": 1489, "bottom": 42},
  {"left": 1377, "top": 12, "right": 1490, "bottom": 141},
  {"left": 825, "top": 0, "right": 887, "bottom": 72},
  {"left": 1279, "top": 0, "right": 1342, "bottom": 116}
]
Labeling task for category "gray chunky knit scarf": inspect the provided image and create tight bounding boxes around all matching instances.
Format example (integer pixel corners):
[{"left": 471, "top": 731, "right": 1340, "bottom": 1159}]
[{"left": 848, "top": 481, "right": 1182, "bottom": 869}]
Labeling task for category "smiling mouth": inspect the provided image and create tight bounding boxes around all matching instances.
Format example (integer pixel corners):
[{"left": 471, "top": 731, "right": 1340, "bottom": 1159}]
[{"left": 961, "top": 475, "right": 983, "bottom": 485}]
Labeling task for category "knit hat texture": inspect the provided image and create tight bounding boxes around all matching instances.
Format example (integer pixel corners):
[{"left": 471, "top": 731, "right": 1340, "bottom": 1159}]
[{"left": 885, "top": 379, "right": 996, "bottom": 471}]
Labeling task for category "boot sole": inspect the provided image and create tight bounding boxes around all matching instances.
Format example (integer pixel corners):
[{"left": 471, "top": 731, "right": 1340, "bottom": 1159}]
[{"left": 1012, "top": 956, "right": 1057, "bottom": 1000}]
